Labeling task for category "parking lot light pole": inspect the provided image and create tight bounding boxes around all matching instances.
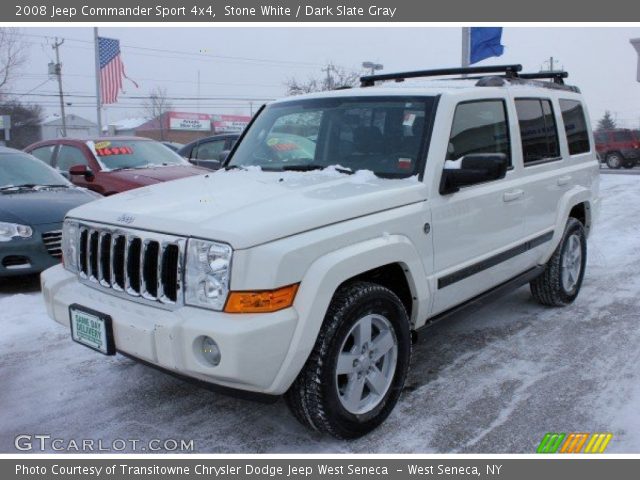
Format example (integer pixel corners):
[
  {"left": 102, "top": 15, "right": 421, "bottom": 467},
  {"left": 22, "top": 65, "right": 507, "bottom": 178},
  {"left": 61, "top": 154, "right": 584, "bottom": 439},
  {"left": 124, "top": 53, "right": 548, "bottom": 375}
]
[
  {"left": 631, "top": 38, "right": 640, "bottom": 82},
  {"left": 362, "top": 61, "right": 384, "bottom": 76}
]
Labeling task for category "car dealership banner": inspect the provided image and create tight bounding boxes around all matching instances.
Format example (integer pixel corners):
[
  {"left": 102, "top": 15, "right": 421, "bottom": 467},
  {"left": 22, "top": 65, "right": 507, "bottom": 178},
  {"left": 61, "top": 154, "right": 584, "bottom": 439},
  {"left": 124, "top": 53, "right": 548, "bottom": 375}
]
[
  {"left": 212, "top": 114, "right": 251, "bottom": 134},
  {"left": 168, "top": 112, "right": 211, "bottom": 131},
  {"left": 5, "top": 0, "right": 640, "bottom": 21}
]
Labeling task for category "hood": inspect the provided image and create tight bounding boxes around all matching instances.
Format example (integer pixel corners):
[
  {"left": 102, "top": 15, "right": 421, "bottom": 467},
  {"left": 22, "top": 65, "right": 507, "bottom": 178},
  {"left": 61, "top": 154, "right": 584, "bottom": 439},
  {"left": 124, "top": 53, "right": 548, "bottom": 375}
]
[
  {"left": 105, "top": 165, "right": 208, "bottom": 185},
  {"left": 67, "top": 168, "right": 427, "bottom": 249},
  {"left": 0, "top": 188, "right": 97, "bottom": 226}
]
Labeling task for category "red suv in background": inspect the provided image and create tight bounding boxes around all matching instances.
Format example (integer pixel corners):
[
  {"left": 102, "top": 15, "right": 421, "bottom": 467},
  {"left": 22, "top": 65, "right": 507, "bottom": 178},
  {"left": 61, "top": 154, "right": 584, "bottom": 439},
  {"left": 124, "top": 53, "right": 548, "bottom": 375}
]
[
  {"left": 25, "top": 137, "right": 209, "bottom": 196},
  {"left": 594, "top": 129, "right": 640, "bottom": 169}
]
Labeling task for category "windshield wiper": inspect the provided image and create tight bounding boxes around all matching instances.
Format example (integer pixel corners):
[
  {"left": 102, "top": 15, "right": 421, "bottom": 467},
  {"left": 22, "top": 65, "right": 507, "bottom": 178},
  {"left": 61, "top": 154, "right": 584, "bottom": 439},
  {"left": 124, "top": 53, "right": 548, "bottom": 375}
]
[
  {"left": 0, "top": 184, "right": 69, "bottom": 191},
  {"left": 224, "top": 165, "right": 249, "bottom": 171},
  {"left": 280, "top": 164, "right": 353, "bottom": 174}
]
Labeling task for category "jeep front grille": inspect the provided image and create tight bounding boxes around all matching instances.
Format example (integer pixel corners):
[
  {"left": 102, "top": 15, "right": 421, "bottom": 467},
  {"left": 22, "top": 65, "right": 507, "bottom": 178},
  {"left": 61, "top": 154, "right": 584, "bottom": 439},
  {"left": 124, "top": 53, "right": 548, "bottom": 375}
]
[
  {"left": 76, "top": 223, "right": 185, "bottom": 307},
  {"left": 42, "top": 230, "right": 63, "bottom": 258}
]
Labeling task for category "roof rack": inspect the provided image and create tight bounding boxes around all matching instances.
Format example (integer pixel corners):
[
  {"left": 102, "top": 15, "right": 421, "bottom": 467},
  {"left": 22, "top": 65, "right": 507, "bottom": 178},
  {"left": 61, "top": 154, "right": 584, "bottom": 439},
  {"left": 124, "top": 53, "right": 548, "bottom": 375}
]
[{"left": 360, "top": 64, "right": 522, "bottom": 87}]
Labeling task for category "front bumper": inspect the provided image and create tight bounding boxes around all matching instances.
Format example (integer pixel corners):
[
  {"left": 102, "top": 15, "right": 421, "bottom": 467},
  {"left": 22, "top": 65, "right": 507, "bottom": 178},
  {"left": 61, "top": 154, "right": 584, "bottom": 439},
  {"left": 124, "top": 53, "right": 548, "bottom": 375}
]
[
  {"left": 41, "top": 265, "right": 299, "bottom": 395},
  {"left": 0, "top": 224, "right": 61, "bottom": 277}
]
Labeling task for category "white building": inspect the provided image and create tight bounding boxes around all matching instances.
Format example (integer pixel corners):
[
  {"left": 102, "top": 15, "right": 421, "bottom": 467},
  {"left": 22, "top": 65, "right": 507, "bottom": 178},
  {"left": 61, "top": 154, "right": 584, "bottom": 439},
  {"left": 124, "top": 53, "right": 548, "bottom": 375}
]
[{"left": 40, "top": 114, "right": 98, "bottom": 139}]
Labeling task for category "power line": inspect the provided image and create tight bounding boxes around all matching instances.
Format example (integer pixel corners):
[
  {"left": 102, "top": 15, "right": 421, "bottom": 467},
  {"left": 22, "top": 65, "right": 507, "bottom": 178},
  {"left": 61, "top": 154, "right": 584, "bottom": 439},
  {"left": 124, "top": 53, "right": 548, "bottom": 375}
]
[
  {"left": 19, "top": 73, "right": 284, "bottom": 89},
  {"left": 19, "top": 32, "right": 323, "bottom": 68}
]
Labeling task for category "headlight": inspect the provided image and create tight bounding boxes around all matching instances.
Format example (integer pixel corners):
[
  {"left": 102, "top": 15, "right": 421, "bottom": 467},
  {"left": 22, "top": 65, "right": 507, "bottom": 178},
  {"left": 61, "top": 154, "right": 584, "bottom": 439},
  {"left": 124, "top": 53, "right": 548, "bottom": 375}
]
[
  {"left": 185, "top": 239, "right": 232, "bottom": 310},
  {"left": 0, "top": 222, "right": 33, "bottom": 242},
  {"left": 61, "top": 220, "right": 79, "bottom": 273}
]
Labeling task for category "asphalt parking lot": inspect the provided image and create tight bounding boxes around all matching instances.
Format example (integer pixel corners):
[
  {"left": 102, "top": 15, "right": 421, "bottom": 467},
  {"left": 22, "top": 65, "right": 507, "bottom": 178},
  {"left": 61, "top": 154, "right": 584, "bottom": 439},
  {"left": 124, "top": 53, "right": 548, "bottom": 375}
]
[{"left": 1, "top": 173, "right": 639, "bottom": 453}]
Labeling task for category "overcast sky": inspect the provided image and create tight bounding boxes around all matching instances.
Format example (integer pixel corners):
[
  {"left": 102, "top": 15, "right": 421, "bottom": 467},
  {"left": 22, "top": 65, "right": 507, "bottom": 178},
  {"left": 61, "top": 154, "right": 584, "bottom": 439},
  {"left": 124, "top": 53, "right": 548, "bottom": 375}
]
[{"left": 10, "top": 26, "right": 640, "bottom": 128}]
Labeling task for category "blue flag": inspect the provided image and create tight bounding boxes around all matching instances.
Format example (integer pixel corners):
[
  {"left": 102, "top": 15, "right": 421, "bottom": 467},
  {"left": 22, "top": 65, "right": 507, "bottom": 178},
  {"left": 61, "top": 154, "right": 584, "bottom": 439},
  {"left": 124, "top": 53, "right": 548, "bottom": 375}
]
[{"left": 470, "top": 27, "right": 505, "bottom": 65}]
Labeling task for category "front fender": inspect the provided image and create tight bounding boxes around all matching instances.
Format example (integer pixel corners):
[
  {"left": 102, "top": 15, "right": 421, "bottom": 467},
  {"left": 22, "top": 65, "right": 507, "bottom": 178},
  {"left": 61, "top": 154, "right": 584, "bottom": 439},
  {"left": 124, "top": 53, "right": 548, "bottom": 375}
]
[{"left": 268, "top": 234, "right": 429, "bottom": 394}]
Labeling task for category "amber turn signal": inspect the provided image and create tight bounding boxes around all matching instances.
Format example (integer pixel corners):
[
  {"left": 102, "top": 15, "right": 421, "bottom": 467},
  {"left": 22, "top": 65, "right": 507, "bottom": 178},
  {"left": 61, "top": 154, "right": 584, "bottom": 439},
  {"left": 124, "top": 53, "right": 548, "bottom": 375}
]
[{"left": 224, "top": 284, "right": 299, "bottom": 313}]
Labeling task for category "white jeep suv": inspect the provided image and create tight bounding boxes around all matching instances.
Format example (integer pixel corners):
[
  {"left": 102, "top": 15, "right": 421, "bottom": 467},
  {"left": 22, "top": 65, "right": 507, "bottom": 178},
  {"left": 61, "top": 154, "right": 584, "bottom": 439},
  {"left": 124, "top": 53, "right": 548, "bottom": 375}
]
[{"left": 42, "top": 65, "right": 600, "bottom": 439}]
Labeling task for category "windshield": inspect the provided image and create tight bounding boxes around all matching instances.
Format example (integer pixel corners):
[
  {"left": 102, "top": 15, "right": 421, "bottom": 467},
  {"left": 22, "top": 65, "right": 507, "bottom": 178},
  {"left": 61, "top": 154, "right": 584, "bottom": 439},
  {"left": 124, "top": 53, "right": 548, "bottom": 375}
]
[
  {"left": 89, "top": 140, "right": 189, "bottom": 170},
  {"left": 0, "top": 153, "right": 69, "bottom": 189},
  {"left": 227, "top": 96, "right": 435, "bottom": 178}
]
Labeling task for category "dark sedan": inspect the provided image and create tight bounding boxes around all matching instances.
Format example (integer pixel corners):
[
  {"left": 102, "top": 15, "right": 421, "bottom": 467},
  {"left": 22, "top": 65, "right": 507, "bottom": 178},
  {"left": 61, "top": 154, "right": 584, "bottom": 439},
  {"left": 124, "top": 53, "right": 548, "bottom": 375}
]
[
  {"left": 0, "top": 147, "right": 98, "bottom": 277},
  {"left": 177, "top": 134, "right": 239, "bottom": 170}
]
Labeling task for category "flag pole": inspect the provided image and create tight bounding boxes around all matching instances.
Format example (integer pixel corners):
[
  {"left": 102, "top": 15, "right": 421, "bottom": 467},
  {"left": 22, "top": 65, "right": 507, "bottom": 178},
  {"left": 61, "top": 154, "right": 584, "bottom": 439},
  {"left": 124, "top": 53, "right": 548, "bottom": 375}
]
[
  {"left": 461, "top": 27, "right": 470, "bottom": 69},
  {"left": 93, "top": 27, "right": 102, "bottom": 137}
]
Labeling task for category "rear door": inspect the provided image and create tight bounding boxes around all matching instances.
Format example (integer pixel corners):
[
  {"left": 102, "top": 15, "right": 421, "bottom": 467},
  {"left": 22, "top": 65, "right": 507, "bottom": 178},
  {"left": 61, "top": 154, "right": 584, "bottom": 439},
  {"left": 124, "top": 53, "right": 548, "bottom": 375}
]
[{"left": 512, "top": 97, "right": 567, "bottom": 240}]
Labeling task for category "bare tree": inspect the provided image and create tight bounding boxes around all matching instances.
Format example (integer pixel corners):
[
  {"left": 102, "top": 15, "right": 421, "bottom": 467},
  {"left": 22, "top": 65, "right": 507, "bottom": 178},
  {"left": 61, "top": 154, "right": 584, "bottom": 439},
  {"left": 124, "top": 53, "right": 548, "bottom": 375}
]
[
  {"left": 0, "top": 28, "right": 28, "bottom": 96},
  {"left": 142, "top": 87, "right": 173, "bottom": 140},
  {"left": 285, "top": 64, "right": 362, "bottom": 96}
]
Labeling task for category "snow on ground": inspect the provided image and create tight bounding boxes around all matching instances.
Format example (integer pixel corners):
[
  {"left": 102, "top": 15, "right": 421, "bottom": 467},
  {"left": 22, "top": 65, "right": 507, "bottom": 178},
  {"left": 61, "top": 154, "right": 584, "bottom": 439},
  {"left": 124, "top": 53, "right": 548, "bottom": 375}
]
[{"left": 1, "top": 173, "right": 639, "bottom": 453}]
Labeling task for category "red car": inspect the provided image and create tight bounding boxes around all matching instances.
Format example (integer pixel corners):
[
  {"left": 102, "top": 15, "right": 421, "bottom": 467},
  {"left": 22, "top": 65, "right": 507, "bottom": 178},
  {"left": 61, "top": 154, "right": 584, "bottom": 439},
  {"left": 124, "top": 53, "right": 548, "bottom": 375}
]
[
  {"left": 594, "top": 129, "right": 640, "bottom": 169},
  {"left": 25, "top": 137, "right": 208, "bottom": 196}
]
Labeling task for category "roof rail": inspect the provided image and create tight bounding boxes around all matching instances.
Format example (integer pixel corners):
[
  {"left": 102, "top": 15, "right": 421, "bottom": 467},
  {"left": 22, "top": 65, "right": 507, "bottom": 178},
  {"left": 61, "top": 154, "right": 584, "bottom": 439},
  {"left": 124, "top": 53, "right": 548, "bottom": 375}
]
[
  {"left": 518, "top": 71, "right": 568, "bottom": 85},
  {"left": 360, "top": 64, "right": 522, "bottom": 87}
]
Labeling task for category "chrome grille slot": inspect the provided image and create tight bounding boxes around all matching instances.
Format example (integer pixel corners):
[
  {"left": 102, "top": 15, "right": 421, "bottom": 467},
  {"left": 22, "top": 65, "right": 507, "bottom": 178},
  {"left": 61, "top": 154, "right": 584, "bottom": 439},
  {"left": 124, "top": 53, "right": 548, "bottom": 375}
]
[
  {"left": 98, "top": 232, "right": 112, "bottom": 286},
  {"left": 42, "top": 230, "right": 63, "bottom": 258},
  {"left": 74, "top": 222, "right": 185, "bottom": 308},
  {"left": 89, "top": 230, "right": 99, "bottom": 281},
  {"left": 112, "top": 235, "right": 126, "bottom": 291},
  {"left": 126, "top": 237, "right": 142, "bottom": 295},
  {"left": 142, "top": 241, "right": 160, "bottom": 299}
]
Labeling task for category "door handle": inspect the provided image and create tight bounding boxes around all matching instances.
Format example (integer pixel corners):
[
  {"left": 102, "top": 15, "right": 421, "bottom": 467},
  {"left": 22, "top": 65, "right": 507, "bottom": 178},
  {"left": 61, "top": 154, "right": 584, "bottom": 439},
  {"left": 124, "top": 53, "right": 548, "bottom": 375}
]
[
  {"left": 557, "top": 175, "right": 572, "bottom": 186},
  {"left": 503, "top": 189, "right": 524, "bottom": 202}
]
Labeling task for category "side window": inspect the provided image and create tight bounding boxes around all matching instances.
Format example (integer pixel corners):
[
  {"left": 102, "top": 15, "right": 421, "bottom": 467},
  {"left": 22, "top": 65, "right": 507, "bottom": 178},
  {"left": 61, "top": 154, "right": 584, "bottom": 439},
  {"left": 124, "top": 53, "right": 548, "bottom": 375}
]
[
  {"left": 594, "top": 132, "right": 608, "bottom": 144},
  {"left": 559, "top": 100, "right": 590, "bottom": 155},
  {"left": 612, "top": 130, "right": 633, "bottom": 142},
  {"left": 56, "top": 145, "right": 89, "bottom": 173},
  {"left": 446, "top": 100, "right": 511, "bottom": 164},
  {"left": 194, "top": 140, "right": 226, "bottom": 160},
  {"left": 515, "top": 99, "right": 560, "bottom": 165},
  {"left": 30, "top": 145, "right": 56, "bottom": 166}
]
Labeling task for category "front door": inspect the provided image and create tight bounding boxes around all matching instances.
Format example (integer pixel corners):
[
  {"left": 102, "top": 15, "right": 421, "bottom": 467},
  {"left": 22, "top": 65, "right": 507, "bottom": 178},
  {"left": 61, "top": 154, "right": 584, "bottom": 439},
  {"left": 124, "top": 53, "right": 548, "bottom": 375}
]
[{"left": 429, "top": 98, "right": 528, "bottom": 315}]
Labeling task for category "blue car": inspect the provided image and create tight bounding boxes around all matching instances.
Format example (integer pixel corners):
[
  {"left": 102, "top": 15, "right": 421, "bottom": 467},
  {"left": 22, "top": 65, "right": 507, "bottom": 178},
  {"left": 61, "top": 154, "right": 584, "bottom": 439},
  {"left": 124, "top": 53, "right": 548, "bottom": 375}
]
[{"left": 0, "top": 147, "right": 99, "bottom": 277}]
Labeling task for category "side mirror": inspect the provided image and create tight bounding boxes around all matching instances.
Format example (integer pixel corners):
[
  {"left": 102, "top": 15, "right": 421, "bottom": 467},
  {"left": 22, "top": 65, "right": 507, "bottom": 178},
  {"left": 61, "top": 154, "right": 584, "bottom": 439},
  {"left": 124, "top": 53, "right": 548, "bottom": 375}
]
[
  {"left": 69, "top": 164, "right": 94, "bottom": 179},
  {"left": 218, "top": 150, "right": 230, "bottom": 162},
  {"left": 440, "top": 153, "right": 508, "bottom": 195}
]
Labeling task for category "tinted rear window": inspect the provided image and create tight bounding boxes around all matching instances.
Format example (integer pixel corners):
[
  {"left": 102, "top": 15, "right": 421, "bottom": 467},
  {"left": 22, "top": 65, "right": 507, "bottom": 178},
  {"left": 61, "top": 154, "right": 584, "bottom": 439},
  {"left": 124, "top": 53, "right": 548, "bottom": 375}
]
[
  {"left": 515, "top": 99, "right": 560, "bottom": 165},
  {"left": 559, "top": 100, "right": 590, "bottom": 155}
]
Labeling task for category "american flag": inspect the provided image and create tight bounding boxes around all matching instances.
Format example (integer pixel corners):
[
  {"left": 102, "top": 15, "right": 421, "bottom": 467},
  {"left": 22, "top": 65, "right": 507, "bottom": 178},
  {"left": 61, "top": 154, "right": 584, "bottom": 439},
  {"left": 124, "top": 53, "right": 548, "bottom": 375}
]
[{"left": 98, "top": 37, "right": 137, "bottom": 104}]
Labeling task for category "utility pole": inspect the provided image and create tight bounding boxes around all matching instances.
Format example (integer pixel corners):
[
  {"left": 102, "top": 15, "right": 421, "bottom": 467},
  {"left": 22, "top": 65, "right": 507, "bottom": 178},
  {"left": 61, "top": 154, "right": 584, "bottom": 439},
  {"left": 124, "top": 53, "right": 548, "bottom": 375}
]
[
  {"left": 542, "top": 56, "right": 562, "bottom": 73},
  {"left": 322, "top": 63, "right": 334, "bottom": 91},
  {"left": 52, "top": 38, "right": 67, "bottom": 137}
]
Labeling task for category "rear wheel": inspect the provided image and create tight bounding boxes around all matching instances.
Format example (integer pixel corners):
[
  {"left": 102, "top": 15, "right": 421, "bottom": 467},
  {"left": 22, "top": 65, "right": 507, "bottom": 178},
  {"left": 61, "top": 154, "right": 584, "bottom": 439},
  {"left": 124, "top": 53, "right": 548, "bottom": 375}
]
[
  {"left": 530, "top": 218, "right": 587, "bottom": 306},
  {"left": 285, "top": 281, "right": 411, "bottom": 439},
  {"left": 606, "top": 153, "right": 623, "bottom": 169}
]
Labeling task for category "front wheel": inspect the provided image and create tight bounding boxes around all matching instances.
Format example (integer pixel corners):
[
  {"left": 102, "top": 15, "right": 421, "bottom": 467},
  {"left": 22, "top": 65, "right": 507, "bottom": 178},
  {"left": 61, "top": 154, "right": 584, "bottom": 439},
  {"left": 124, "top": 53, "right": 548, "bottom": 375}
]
[
  {"left": 285, "top": 281, "right": 411, "bottom": 439},
  {"left": 530, "top": 218, "right": 587, "bottom": 306}
]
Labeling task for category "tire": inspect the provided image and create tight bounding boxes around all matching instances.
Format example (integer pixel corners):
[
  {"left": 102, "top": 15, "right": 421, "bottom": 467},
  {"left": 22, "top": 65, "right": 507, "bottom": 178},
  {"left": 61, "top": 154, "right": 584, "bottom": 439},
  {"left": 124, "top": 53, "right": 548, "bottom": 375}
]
[
  {"left": 530, "top": 218, "right": 587, "bottom": 307},
  {"left": 606, "top": 153, "right": 623, "bottom": 169},
  {"left": 285, "top": 281, "right": 411, "bottom": 439},
  {"left": 623, "top": 160, "right": 636, "bottom": 169}
]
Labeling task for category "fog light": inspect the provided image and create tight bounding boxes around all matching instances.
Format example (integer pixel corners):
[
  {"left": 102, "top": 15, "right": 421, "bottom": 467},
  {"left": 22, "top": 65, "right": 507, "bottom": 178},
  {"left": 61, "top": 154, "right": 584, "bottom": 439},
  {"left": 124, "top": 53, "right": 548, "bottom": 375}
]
[{"left": 200, "top": 336, "right": 221, "bottom": 366}]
